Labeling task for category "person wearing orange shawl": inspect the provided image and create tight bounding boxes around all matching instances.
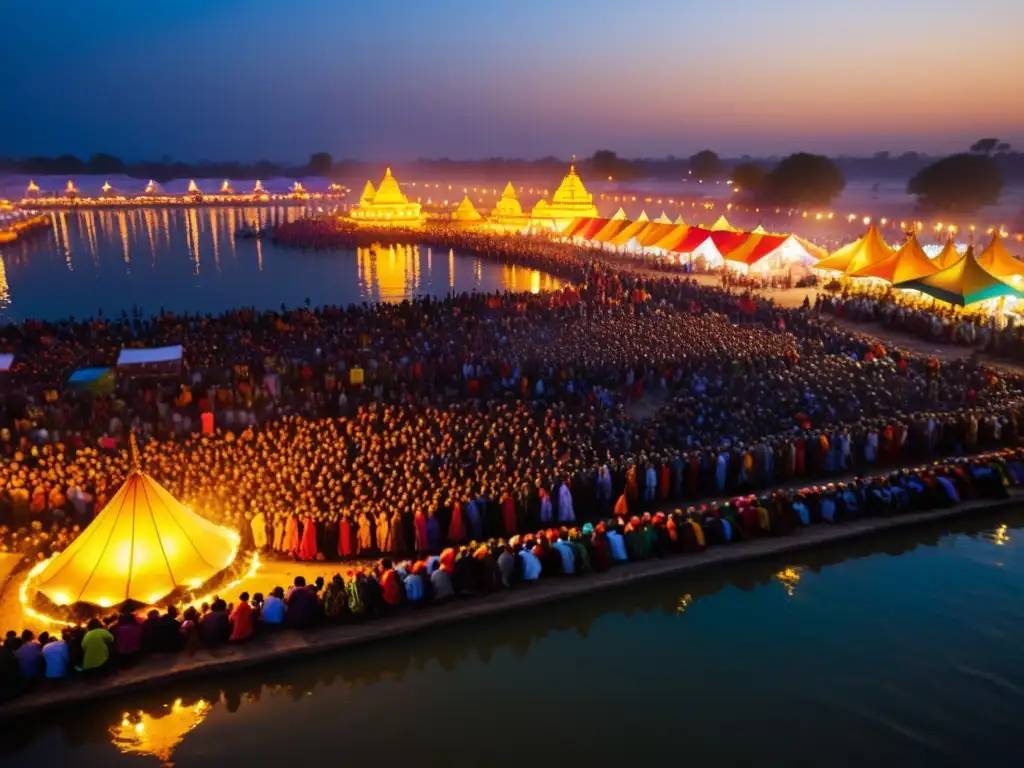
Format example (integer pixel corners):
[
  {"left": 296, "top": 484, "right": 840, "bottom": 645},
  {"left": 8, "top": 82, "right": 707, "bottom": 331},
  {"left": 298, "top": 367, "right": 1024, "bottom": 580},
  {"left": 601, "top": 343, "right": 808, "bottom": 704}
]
[
  {"left": 378, "top": 560, "right": 403, "bottom": 609},
  {"left": 285, "top": 513, "right": 300, "bottom": 556},
  {"left": 387, "top": 509, "right": 406, "bottom": 554},
  {"left": 298, "top": 514, "right": 318, "bottom": 561},
  {"left": 229, "top": 592, "right": 254, "bottom": 643}
]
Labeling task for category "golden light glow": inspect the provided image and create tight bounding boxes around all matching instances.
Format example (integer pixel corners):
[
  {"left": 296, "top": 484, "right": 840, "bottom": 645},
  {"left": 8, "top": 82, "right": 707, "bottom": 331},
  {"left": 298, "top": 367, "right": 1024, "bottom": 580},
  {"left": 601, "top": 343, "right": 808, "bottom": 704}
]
[
  {"left": 187, "top": 180, "right": 200, "bottom": 194},
  {"left": 775, "top": 566, "right": 803, "bottom": 596},
  {"left": 110, "top": 698, "right": 212, "bottom": 763}
]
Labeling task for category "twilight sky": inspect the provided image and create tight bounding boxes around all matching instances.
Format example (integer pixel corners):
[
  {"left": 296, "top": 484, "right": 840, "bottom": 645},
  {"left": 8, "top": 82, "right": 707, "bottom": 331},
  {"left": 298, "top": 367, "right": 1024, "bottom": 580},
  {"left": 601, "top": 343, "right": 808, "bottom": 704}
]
[{"left": 3, "top": 0, "right": 1023, "bottom": 162}]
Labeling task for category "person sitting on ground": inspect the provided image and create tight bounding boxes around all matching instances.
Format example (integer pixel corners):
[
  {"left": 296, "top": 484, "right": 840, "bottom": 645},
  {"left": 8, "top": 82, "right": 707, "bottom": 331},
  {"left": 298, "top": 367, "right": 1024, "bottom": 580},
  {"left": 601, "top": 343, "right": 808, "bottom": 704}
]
[
  {"left": 15, "top": 630, "right": 43, "bottom": 684},
  {"left": 229, "top": 592, "right": 254, "bottom": 643},
  {"left": 78, "top": 618, "right": 114, "bottom": 674},
  {"left": 41, "top": 631, "right": 69, "bottom": 681},
  {"left": 141, "top": 610, "right": 162, "bottom": 654},
  {"left": 158, "top": 606, "right": 182, "bottom": 653},
  {"left": 114, "top": 611, "right": 144, "bottom": 666},
  {"left": 179, "top": 607, "right": 201, "bottom": 655},
  {"left": 285, "top": 577, "right": 320, "bottom": 629},
  {"left": 261, "top": 587, "right": 286, "bottom": 627},
  {"left": 378, "top": 559, "right": 403, "bottom": 609},
  {"left": 322, "top": 575, "right": 349, "bottom": 621},
  {"left": 198, "top": 598, "right": 231, "bottom": 647}
]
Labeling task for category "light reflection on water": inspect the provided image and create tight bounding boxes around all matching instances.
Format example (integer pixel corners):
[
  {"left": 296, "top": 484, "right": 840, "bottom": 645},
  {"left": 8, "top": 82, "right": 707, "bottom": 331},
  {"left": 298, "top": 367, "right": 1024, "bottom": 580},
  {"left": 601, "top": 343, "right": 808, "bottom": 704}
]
[
  {"left": 1, "top": 512, "right": 1020, "bottom": 767},
  {"left": 0, "top": 207, "right": 560, "bottom": 321}
]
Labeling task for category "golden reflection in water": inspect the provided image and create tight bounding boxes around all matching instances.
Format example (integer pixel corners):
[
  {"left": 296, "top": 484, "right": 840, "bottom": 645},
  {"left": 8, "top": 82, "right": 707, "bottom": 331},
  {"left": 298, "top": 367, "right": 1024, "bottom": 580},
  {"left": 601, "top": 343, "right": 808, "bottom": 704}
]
[
  {"left": 676, "top": 593, "right": 694, "bottom": 614},
  {"left": 502, "top": 264, "right": 562, "bottom": 295},
  {"left": 427, "top": 247, "right": 432, "bottom": 276},
  {"left": 992, "top": 524, "right": 1010, "bottom": 546},
  {"left": 209, "top": 208, "right": 221, "bottom": 271},
  {"left": 186, "top": 208, "right": 200, "bottom": 275},
  {"left": 0, "top": 254, "right": 10, "bottom": 312},
  {"left": 775, "top": 566, "right": 803, "bottom": 597},
  {"left": 57, "top": 211, "right": 72, "bottom": 268},
  {"left": 110, "top": 698, "right": 211, "bottom": 764},
  {"left": 227, "top": 207, "right": 237, "bottom": 257},
  {"left": 161, "top": 208, "right": 171, "bottom": 249},
  {"left": 83, "top": 211, "right": 99, "bottom": 266},
  {"left": 144, "top": 209, "right": 157, "bottom": 264},
  {"left": 475, "top": 257, "right": 482, "bottom": 284},
  {"left": 255, "top": 231, "right": 263, "bottom": 272},
  {"left": 448, "top": 248, "right": 455, "bottom": 291},
  {"left": 116, "top": 211, "right": 131, "bottom": 265}
]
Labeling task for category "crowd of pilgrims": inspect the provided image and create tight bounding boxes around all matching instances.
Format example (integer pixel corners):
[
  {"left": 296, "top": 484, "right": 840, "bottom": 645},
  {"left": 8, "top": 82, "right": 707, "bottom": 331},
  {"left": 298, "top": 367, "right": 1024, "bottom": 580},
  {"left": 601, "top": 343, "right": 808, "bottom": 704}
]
[
  {"left": 2, "top": 447, "right": 1020, "bottom": 698},
  {"left": 816, "top": 286, "right": 1024, "bottom": 360},
  {"left": 1, "top": 224, "right": 1024, "bottom": 691}
]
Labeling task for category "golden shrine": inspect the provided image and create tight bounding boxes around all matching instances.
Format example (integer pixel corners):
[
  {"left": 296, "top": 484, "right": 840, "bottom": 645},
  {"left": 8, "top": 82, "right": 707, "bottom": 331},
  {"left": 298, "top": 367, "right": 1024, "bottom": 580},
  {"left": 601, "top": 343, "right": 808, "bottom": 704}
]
[
  {"left": 451, "top": 195, "right": 483, "bottom": 226},
  {"left": 529, "top": 156, "right": 598, "bottom": 230},
  {"left": 349, "top": 168, "right": 423, "bottom": 225},
  {"left": 489, "top": 182, "right": 529, "bottom": 231}
]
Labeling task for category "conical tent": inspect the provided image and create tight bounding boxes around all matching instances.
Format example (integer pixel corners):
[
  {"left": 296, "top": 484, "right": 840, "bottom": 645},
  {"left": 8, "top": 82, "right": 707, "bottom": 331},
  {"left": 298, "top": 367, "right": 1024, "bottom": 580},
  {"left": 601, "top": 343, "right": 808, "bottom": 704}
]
[
  {"left": 711, "top": 215, "right": 736, "bottom": 232},
  {"left": 813, "top": 238, "right": 862, "bottom": 273},
  {"left": 34, "top": 469, "right": 239, "bottom": 608},
  {"left": 674, "top": 214, "right": 686, "bottom": 225},
  {"left": 897, "top": 247, "right": 1024, "bottom": 306},
  {"left": 751, "top": 224, "right": 767, "bottom": 234},
  {"left": 851, "top": 234, "right": 937, "bottom": 283},
  {"left": 976, "top": 233, "right": 1024, "bottom": 280},
  {"left": 451, "top": 195, "right": 482, "bottom": 222},
  {"left": 932, "top": 239, "right": 961, "bottom": 269},
  {"left": 654, "top": 211, "right": 672, "bottom": 224},
  {"left": 843, "top": 226, "right": 894, "bottom": 275},
  {"left": 636, "top": 210, "right": 650, "bottom": 222},
  {"left": 610, "top": 207, "right": 627, "bottom": 220}
]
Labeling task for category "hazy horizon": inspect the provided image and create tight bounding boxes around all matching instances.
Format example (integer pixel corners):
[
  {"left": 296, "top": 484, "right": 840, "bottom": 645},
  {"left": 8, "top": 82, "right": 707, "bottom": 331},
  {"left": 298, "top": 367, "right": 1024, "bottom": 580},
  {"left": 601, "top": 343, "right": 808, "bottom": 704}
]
[{"left": 4, "top": 0, "right": 1023, "bottom": 162}]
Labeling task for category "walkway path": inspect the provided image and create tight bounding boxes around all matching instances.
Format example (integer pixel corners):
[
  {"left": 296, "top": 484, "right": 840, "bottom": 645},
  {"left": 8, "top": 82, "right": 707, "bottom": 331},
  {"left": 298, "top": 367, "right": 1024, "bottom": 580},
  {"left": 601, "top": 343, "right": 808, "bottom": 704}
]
[{"left": 2, "top": 490, "right": 1019, "bottom": 721}]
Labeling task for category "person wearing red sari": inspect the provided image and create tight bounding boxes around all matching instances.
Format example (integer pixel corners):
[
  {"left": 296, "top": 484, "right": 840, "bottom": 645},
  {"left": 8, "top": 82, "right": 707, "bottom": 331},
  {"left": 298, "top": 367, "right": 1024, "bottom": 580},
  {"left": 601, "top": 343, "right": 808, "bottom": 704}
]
[
  {"left": 414, "top": 509, "right": 429, "bottom": 553},
  {"left": 502, "top": 494, "right": 517, "bottom": 535},
  {"left": 338, "top": 515, "right": 353, "bottom": 557},
  {"left": 447, "top": 500, "right": 466, "bottom": 544},
  {"left": 298, "top": 515, "right": 318, "bottom": 561},
  {"left": 659, "top": 463, "right": 670, "bottom": 500}
]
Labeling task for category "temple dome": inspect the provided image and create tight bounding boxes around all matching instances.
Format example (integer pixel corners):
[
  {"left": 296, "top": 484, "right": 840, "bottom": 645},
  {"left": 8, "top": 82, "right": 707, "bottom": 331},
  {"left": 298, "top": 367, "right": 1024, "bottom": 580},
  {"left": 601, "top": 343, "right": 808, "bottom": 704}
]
[
  {"left": 452, "top": 195, "right": 482, "bottom": 222},
  {"left": 371, "top": 168, "right": 409, "bottom": 205}
]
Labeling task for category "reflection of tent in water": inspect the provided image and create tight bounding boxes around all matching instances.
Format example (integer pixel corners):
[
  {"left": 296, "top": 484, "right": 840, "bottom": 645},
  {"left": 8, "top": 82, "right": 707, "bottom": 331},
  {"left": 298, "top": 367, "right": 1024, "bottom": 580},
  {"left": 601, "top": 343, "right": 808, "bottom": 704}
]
[
  {"left": 33, "top": 438, "right": 239, "bottom": 609},
  {"left": 111, "top": 698, "right": 212, "bottom": 764}
]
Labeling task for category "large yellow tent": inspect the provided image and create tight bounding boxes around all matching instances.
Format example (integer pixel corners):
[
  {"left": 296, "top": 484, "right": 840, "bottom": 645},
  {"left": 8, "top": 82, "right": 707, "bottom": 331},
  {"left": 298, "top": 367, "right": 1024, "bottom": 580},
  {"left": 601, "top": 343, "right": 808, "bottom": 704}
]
[
  {"left": 851, "top": 234, "right": 937, "bottom": 283},
  {"left": 608, "top": 217, "right": 651, "bottom": 247},
  {"left": 814, "top": 238, "right": 863, "bottom": 273},
  {"left": 609, "top": 207, "right": 627, "bottom": 220},
  {"left": 654, "top": 211, "right": 673, "bottom": 224},
  {"left": 843, "top": 225, "right": 894, "bottom": 275},
  {"left": 751, "top": 224, "right": 768, "bottom": 234},
  {"left": 711, "top": 215, "right": 737, "bottom": 232},
  {"left": 896, "top": 247, "right": 1024, "bottom": 306},
  {"left": 932, "top": 238, "right": 961, "bottom": 269},
  {"left": 674, "top": 214, "right": 686, "bottom": 226},
  {"left": 451, "top": 195, "right": 482, "bottom": 223},
  {"left": 653, "top": 224, "right": 691, "bottom": 251},
  {"left": 590, "top": 217, "right": 631, "bottom": 243},
  {"left": 34, "top": 461, "right": 239, "bottom": 609},
  {"left": 636, "top": 222, "right": 678, "bottom": 247},
  {"left": 976, "top": 233, "right": 1024, "bottom": 280}
]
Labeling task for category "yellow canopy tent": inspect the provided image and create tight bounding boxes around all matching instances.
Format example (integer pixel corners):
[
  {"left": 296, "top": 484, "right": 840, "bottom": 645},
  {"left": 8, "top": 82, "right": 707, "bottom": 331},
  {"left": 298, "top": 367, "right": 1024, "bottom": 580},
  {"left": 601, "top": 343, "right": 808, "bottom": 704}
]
[
  {"left": 751, "top": 224, "right": 768, "bottom": 234},
  {"left": 674, "top": 214, "right": 686, "bottom": 225},
  {"left": 813, "top": 238, "right": 862, "bottom": 273},
  {"left": 609, "top": 217, "right": 651, "bottom": 247},
  {"left": 843, "top": 226, "right": 894, "bottom": 275},
  {"left": 976, "top": 233, "right": 1024, "bottom": 280},
  {"left": 851, "top": 234, "right": 937, "bottom": 283},
  {"left": 34, "top": 447, "right": 239, "bottom": 609},
  {"left": 590, "top": 217, "right": 631, "bottom": 243},
  {"left": 932, "top": 239, "right": 961, "bottom": 269},
  {"left": 711, "top": 215, "right": 737, "bottom": 232},
  {"left": 636, "top": 222, "right": 678, "bottom": 248},
  {"left": 609, "top": 207, "right": 627, "bottom": 220},
  {"left": 559, "top": 217, "right": 592, "bottom": 237},
  {"left": 654, "top": 211, "right": 673, "bottom": 224},
  {"left": 896, "top": 247, "right": 1024, "bottom": 306},
  {"left": 451, "top": 195, "right": 482, "bottom": 223}
]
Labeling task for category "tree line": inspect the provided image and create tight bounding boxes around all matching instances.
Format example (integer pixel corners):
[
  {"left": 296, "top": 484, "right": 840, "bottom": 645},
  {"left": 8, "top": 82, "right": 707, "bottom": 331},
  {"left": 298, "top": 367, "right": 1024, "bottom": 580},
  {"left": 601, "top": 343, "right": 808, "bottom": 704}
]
[{"left": 1, "top": 140, "right": 1018, "bottom": 212}]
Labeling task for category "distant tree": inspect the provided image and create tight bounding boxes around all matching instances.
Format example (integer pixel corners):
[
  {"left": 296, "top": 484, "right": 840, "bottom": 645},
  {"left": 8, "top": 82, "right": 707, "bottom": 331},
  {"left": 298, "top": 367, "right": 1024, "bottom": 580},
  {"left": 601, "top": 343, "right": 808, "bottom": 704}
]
[
  {"left": 308, "top": 152, "right": 333, "bottom": 176},
  {"left": 588, "top": 149, "right": 638, "bottom": 180},
  {"left": 87, "top": 153, "right": 125, "bottom": 175},
  {"left": 52, "top": 155, "right": 86, "bottom": 174},
  {"left": 970, "top": 138, "right": 1012, "bottom": 155},
  {"left": 907, "top": 153, "right": 1004, "bottom": 211},
  {"left": 688, "top": 149, "right": 723, "bottom": 179},
  {"left": 760, "top": 153, "right": 845, "bottom": 205},
  {"left": 730, "top": 161, "right": 766, "bottom": 195}
]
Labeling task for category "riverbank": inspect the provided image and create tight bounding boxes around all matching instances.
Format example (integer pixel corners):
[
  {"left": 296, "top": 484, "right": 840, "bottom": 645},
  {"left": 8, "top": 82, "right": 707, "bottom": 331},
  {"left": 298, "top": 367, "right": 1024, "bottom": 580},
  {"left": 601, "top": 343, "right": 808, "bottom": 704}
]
[{"left": 2, "top": 490, "right": 1019, "bottom": 721}]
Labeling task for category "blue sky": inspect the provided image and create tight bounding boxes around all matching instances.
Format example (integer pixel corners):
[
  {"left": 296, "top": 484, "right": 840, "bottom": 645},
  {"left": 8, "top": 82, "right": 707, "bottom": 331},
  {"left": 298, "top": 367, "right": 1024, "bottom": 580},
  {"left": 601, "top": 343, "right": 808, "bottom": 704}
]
[{"left": 3, "top": 0, "right": 1022, "bottom": 161}]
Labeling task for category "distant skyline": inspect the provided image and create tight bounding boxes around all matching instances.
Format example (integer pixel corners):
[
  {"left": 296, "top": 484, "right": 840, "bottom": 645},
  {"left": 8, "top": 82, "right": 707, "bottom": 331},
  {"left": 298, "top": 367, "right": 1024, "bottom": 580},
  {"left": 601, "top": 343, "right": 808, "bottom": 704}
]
[{"left": 4, "top": 0, "right": 1023, "bottom": 162}]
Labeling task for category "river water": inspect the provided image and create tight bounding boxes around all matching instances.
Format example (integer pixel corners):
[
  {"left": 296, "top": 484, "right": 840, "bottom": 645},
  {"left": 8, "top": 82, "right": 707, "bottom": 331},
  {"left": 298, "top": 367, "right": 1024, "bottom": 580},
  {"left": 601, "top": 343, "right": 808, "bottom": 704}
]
[
  {"left": 0, "top": 206, "right": 560, "bottom": 322},
  {"left": 0, "top": 511, "right": 1020, "bottom": 767}
]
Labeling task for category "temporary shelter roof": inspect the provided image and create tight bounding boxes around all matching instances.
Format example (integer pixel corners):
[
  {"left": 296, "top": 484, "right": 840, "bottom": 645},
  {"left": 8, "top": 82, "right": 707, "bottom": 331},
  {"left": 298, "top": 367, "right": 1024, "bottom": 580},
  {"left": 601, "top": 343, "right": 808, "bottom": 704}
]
[
  {"left": 671, "top": 227, "right": 714, "bottom": 253},
  {"left": 609, "top": 218, "right": 652, "bottom": 246},
  {"left": 932, "top": 239, "right": 962, "bottom": 269},
  {"left": 722, "top": 234, "right": 790, "bottom": 267},
  {"left": 710, "top": 215, "right": 737, "bottom": 232},
  {"left": 674, "top": 214, "right": 686, "bottom": 225},
  {"left": 654, "top": 211, "right": 673, "bottom": 224},
  {"left": 843, "top": 226, "right": 894, "bottom": 275},
  {"left": 359, "top": 181, "right": 377, "bottom": 206},
  {"left": 560, "top": 217, "right": 593, "bottom": 237},
  {"left": 897, "top": 247, "right": 1024, "bottom": 306},
  {"left": 636, "top": 222, "right": 678, "bottom": 247},
  {"left": 792, "top": 236, "right": 828, "bottom": 262},
  {"left": 34, "top": 464, "right": 239, "bottom": 608},
  {"left": 635, "top": 210, "right": 650, "bottom": 222},
  {"left": 851, "top": 234, "right": 937, "bottom": 283},
  {"left": 976, "top": 233, "right": 1024, "bottom": 279},
  {"left": 709, "top": 231, "right": 750, "bottom": 259},
  {"left": 813, "top": 239, "right": 861, "bottom": 273},
  {"left": 580, "top": 217, "right": 612, "bottom": 240},
  {"left": 610, "top": 207, "right": 627, "bottom": 220},
  {"left": 751, "top": 224, "right": 768, "bottom": 234},
  {"left": 653, "top": 225, "right": 690, "bottom": 251},
  {"left": 590, "top": 218, "right": 631, "bottom": 243}
]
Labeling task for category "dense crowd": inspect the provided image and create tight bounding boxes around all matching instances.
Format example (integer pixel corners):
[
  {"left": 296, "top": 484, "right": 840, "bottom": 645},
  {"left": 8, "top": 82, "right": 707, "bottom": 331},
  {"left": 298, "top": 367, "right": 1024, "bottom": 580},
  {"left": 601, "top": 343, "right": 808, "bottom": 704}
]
[
  {"left": 1, "top": 222, "right": 1023, "bottom": 703},
  {"left": 1, "top": 448, "right": 1019, "bottom": 701}
]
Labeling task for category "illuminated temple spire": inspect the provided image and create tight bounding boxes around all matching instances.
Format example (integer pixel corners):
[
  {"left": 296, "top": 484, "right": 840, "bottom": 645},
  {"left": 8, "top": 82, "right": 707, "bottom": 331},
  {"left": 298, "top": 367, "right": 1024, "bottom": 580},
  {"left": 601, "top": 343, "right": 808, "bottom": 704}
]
[
  {"left": 359, "top": 180, "right": 377, "bottom": 206},
  {"left": 348, "top": 167, "right": 422, "bottom": 225},
  {"left": 529, "top": 155, "right": 598, "bottom": 230}
]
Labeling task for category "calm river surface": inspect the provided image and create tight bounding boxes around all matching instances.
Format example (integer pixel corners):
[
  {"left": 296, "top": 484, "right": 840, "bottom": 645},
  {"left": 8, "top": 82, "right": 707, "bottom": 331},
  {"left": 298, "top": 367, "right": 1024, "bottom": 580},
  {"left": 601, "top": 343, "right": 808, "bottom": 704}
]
[
  {"left": 0, "top": 511, "right": 1021, "bottom": 767},
  {"left": 0, "top": 206, "right": 560, "bottom": 321}
]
